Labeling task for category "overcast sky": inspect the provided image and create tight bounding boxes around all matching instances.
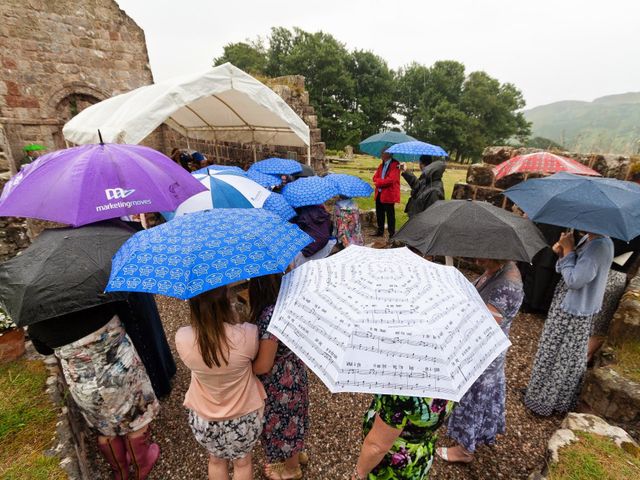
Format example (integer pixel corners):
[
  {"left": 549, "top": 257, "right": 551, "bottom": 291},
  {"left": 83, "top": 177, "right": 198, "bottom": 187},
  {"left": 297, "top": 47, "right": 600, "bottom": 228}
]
[{"left": 115, "top": 0, "right": 639, "bottom": 109}]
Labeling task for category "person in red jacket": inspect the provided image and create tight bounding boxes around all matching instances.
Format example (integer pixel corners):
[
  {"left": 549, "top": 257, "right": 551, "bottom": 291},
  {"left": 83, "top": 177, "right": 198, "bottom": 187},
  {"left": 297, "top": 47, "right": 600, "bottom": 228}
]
[{"left": 372, "top": 151, "right": 401, "bottom": 237}]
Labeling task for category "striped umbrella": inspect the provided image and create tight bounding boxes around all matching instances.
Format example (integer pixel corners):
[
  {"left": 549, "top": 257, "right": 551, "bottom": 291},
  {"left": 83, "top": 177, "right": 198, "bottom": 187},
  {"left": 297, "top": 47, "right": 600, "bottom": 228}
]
[{"left": 168, "top": 171, "right": 296, "bottom": 221}]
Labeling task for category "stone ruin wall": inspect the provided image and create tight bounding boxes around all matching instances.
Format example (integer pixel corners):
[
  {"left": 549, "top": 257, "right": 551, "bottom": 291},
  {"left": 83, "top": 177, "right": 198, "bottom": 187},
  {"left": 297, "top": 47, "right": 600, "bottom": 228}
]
[{"left": 452, "top": 146, "right": 640, "bottom": 210}]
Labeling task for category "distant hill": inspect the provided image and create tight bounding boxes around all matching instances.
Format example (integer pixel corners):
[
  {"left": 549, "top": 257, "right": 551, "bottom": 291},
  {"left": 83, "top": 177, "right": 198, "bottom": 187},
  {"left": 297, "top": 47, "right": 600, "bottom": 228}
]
[{"left": 524, "top": 92, "right": 640, "bottom": 155}]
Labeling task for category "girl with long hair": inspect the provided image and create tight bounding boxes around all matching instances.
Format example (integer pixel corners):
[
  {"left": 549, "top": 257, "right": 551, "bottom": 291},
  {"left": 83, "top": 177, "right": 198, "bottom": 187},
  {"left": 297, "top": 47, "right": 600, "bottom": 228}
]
[{"left": 176, "top": 286, "right": 266, "bottom": 480}]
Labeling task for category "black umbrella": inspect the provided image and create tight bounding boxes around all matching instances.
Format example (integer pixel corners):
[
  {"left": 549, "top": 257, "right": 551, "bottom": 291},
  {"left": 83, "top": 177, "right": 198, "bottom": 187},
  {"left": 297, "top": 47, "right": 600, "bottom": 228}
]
[
  {"left": 0, "top": 221, "right": 133, "bottom": 326},
  {"left": 292, "top": 164, "right": 316, "bottom": 178},
  {"left": 393, "top": 200, "right": 548, "bottom": 262}
]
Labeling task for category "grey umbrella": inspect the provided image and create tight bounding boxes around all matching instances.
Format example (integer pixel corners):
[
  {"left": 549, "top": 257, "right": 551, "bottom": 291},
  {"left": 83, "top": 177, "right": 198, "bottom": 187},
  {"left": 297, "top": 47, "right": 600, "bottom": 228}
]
[
  {"left": 0, "top": 221, "right": 133, "bottom": 326},
  {"left": 393, "top": 200, "right": 548, "bottom": 262}
]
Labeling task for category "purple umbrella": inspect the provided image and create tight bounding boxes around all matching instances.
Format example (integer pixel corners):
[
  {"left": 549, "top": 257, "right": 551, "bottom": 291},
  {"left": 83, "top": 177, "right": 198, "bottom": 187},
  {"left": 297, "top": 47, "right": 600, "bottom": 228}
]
[{"left": 0, "top": 143, "right": 207, "bottom": 226}]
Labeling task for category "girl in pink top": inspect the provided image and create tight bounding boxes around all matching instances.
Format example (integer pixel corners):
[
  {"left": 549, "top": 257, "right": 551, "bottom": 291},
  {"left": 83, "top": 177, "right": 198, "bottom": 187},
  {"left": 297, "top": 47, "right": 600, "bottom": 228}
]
[{"left": 176, "top": 287, "right": 266, "bottom": 480}]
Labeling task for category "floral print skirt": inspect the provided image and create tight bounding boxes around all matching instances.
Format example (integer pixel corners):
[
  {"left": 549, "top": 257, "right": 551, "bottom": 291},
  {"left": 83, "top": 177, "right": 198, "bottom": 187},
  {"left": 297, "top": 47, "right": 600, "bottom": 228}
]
[
  {"left": 260, "top": 353, "right": 309, "bottom": 462},
  {"left": 188, "top": 409, "right": 263, "bottom": 460},
  {"left": 55, "top": 315, "right": 159, "bottom": 437},
  {"left": 524, "top": 281, "right": 592, "bottom": 416}
]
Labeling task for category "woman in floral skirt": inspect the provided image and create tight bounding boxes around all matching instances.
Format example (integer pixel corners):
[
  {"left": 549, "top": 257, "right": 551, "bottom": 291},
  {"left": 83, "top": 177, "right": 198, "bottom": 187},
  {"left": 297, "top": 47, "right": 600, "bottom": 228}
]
[
  {"left": 351, "top": 395, "right": 455, "bottom": 480},
  {"left": 437, "top": 259, "right": 524, "bottom": 463},
  {"left": 250, "top": 274, "right": 309, "bottom": 480}
]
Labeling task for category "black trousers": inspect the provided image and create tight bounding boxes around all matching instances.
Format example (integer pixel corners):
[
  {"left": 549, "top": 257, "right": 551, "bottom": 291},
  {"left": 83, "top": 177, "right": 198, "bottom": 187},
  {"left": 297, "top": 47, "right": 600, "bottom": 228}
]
[{"left": 375, "top": 197, "right": 396, "bottom": 236}]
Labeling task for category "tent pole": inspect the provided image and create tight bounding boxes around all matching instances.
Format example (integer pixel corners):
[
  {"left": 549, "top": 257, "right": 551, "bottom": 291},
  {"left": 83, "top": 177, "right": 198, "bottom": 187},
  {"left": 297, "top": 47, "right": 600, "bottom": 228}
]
[
  {"left": 307, "top": 144, "right": 311, "bottom": 166},
  {"left": 252, "top": 143, "right": 257, "bottom": 163}
]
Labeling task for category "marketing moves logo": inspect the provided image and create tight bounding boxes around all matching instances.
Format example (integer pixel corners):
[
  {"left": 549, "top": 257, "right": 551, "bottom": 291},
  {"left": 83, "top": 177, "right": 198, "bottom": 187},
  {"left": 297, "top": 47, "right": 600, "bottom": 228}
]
[{"left": 96, "top": 187, "right": 152, "bottom": 212}]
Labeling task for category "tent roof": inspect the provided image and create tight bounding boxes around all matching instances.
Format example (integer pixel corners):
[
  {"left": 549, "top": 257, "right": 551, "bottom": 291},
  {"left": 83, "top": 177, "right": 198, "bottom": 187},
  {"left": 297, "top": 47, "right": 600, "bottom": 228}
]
[{"left": 62, "top": 63, "right": 310, "bottom": 147}]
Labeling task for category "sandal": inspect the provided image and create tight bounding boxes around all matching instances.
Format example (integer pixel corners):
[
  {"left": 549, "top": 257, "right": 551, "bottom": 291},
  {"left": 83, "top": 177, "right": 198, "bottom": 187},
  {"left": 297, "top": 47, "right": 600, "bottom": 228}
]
[
  {"left": 436, "top": 446, "right": 473, "bottom": 464},
  {"left": 298, "top": 451, "right": 309, "bottom": 466},
  {"left": 264, "top": 462, "right": 303, "bottom": 480}
]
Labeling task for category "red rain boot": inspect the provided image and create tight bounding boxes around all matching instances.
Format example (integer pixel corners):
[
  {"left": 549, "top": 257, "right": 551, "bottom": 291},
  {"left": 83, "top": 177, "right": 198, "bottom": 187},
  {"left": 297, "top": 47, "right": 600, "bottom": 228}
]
[
  {"left": 125, "top": 431, "right": 160, "bottom": 480},
  {"left": 97, "top": 436, "right": 129, "bottom": 480}
]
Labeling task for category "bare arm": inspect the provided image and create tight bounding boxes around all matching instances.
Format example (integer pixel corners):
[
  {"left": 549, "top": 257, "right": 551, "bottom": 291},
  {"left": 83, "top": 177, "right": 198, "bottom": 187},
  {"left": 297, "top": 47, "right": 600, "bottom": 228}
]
[{"left": 252, "top": 338, "right": 278, "bottom": 375}]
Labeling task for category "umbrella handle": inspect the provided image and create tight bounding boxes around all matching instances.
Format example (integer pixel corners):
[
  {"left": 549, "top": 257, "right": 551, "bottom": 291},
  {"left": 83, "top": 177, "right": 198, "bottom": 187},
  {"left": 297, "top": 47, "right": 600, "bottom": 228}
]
[{"left": 98, "top": 129, "right": 104, "bottom": 145}]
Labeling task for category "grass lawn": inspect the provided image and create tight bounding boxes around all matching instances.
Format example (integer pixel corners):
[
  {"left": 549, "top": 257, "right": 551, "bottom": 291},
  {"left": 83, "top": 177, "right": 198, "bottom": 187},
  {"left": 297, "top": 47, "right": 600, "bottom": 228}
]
[
  {"left": 329, "top": 154, "right": 467, "bottom": 229},
  {"left": 549, "top": 431, "right": 640, "bottom": 480},
  {"left": 0, "top": 359, "right": 66, "bottom": 480},
  {"left": 612, "top": 340, "right": 640, "bottom": 383}
]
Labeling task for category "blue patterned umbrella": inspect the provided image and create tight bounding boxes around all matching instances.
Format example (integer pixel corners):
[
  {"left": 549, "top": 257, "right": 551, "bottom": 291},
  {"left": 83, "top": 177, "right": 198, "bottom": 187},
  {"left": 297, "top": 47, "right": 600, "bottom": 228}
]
[
  {"left": 386, "top": 141, "right": 448, "bottom": 160},
  {"left": 247, "top": 170, "right": 283, "bottom": 189},
  {"left": 250, "top": 158, "right": 303, "bottom": 175},
  {"left": 262, "top": 193, "right": 296, "bottom": 220},
  {"left": 282, "top": 176, "right": 339, "bottom": 208},
  {"left": 325, "top": 174, "right": 373, "bottom": 198},
  {"left": 359, "top": 131, "right": 417, "bottom": 158},
  {"left": 106, "top": 209, "right": 312, "bottom": 300}
]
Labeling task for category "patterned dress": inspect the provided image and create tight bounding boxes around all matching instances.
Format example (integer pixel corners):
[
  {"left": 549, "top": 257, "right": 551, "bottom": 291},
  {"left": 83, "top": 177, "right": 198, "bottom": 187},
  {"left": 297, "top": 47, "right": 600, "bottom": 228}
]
[
  {"left": 363, "top": 395, "right": 455, "bottom": 479},
  {"left": 256, "top": 305, "right": 309, "bottom": 462},
  {"left": 524, "top": 281, "right": 593, "bottom": 415},
  {"left": 446, "top": 262, "right": 524, "bottom": 452},
  {"left": 55, "top": 316, "right": 160, "bottom": 437},
  {"left": 334, "top": 199, "right": 365, "bottom": 247}
]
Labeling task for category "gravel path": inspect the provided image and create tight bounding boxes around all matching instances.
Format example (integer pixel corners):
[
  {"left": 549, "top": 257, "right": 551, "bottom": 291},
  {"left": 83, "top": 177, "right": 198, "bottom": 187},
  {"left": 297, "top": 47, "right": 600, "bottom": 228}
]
[{"left": 90, "top": 236, "right": 563, "bottom": 478}]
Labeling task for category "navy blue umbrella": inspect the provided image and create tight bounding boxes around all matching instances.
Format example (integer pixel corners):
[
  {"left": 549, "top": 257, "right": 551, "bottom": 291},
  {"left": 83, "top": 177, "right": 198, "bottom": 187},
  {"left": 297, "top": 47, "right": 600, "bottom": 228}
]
[
  {"left": 359, "top": 131, "right": 417, "bottom": 158},
  {"left": 504, "top": 172, "right": 640, "bottom": 241},
  {"left": 106, "top": 209, "right": 312, "bottom": 299}
]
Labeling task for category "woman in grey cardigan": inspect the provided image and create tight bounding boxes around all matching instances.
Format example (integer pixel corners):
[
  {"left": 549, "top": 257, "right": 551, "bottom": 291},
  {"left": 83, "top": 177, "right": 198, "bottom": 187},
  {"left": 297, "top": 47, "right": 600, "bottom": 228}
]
[{"left": 524, "top": 231, "right": 614, "bottom": 416}]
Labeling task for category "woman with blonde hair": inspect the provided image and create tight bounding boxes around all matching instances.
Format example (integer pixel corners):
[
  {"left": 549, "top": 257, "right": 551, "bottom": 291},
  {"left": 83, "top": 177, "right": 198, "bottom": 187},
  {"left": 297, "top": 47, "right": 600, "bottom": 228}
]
[{"left": 175, "top": 286, "right": 266, "bottom": 480}]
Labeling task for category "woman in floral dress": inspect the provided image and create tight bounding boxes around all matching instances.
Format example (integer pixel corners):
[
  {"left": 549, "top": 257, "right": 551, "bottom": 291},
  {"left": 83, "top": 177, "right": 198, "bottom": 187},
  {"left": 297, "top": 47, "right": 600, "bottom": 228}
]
[
  {"left": 351, "top": 395, "right": 455, "bottom": 480},
  {"left": 250, "top": 274, "right": 309, "bottom": 480},
  {"left": 437, "top": 260, "right": 523, "bottom": 463}
]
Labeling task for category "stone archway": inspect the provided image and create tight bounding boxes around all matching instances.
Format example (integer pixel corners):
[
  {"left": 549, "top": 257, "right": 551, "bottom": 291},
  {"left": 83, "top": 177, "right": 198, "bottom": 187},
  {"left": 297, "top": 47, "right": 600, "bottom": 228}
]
[{"left": 47, "top": 83, "right": 109, "bottom": 148}]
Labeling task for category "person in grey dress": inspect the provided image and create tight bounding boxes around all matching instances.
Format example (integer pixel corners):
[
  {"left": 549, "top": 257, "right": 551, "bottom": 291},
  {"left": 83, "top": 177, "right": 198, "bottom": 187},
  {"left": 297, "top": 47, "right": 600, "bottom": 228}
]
[
  {"left": 437, "top": 260, "right": 524, "bottom": 463},
  {"left": 524, "top": 231, "right": 614, "bottom": 416}
]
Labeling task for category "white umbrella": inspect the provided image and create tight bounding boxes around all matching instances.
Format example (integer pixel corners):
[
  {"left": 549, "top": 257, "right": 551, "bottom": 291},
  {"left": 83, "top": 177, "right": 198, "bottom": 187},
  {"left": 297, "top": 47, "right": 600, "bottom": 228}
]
[{"left": 268, "top": 246, "right": 510, "bottom": 401}]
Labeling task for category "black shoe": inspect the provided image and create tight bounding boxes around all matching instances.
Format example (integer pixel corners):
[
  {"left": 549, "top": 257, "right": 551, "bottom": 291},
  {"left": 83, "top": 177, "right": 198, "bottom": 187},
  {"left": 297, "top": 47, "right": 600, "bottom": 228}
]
[{"left": 373, "top": 231, "right": 384, "bottom": 237}]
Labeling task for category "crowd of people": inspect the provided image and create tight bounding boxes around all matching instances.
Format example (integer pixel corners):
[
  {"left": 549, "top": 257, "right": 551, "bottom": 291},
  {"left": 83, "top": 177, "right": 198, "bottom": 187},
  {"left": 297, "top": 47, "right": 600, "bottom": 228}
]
[{"left": 21, "top": 149, "right": 629, "bottom": 480}]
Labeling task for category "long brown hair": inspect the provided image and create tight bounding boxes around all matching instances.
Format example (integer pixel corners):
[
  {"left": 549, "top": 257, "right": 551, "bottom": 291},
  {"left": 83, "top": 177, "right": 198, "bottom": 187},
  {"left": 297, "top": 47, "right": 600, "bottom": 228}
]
[
  {"left": 248, "top": 274, "right": 282, "bottom": 323},
  {"left": 188, "top": 286, "right": 235, "bottom": 368}
]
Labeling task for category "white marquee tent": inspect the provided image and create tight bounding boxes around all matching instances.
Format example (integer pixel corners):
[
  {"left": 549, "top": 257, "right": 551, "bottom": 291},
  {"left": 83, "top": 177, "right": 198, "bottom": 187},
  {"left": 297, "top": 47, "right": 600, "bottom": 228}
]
[{"left": 62, "top": 63, "right": 311, "bottom": 161}]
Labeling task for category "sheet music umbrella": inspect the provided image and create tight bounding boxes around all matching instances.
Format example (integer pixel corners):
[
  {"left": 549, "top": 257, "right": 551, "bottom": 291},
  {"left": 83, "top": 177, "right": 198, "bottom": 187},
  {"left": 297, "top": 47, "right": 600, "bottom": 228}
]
[{"left": 268, "top": 246, "right": 510, "bottom": 402}]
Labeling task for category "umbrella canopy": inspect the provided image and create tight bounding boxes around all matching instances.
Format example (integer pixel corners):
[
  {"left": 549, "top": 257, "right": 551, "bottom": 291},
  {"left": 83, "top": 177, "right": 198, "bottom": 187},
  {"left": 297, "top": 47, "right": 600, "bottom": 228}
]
[
  {"left": 62, "top": 63, "right": 310, "bottom": 148},
  {"left": 106, "top": 209, "right": 312, "bottom": 300},
  {"left": 23, "top": 143, "right": 46, "bottom": 152},
  {"left": 393, "top": 200, "right": 548, "bottom": 262},
  {"left": 246, "top": 170, "right": 283, "bottom": 189},
  {"left": 0, "top": 222, "right": 132, "bottom": 326},
  {"left": 504, "top": 172, "right": 640, "bottom": 241},
  {"left": 359, "top": 131, "right": 417, "bottom": 158},
  {"left": 493, "top": 152, "right": 601, "bottom": 180},
  {"left": 325, "top": 173, "right": 373, "bottom": 198},
  {"left": 193, "top": 165, "right": 245, "bottom": 175},
  {"left": 169, "top": 171, "right": 295, "bottom": 221},
  {"left": 386, "top": 141, "right": 448, "bottom": 160},
  {"left": 282, "top": 176, "right": 339, "bottom": 208},
  {"left": 291, "top": 164, "right": 316, "bottom": 179},
  {"left": 250, "top": 158, "right": 303, "bottom": 176},
  {"left": 0, "top": 143, "right": 206, "bottom": 226},
  {"left": 267, "top": 246, "right": 510, "bottom": 401}
]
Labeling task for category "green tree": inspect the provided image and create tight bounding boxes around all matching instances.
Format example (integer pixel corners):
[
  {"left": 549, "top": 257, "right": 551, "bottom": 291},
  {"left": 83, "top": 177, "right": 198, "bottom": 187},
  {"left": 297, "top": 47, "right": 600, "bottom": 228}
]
[
  {"left": 348, "top": 50, "right": 397, "bottom": 139},
  {"left": 213, "top": 40, "right": 267, "bottom": 75},
  {"left": 265, "top": 27, "right": 294, "bottom": 77}
]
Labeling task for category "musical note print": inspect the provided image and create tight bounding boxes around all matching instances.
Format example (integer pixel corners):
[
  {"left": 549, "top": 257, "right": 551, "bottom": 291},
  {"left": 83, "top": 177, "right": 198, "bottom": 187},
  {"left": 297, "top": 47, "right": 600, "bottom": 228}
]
[{"left": 268, "top": 245, "right": 510, "bottom": 402}]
